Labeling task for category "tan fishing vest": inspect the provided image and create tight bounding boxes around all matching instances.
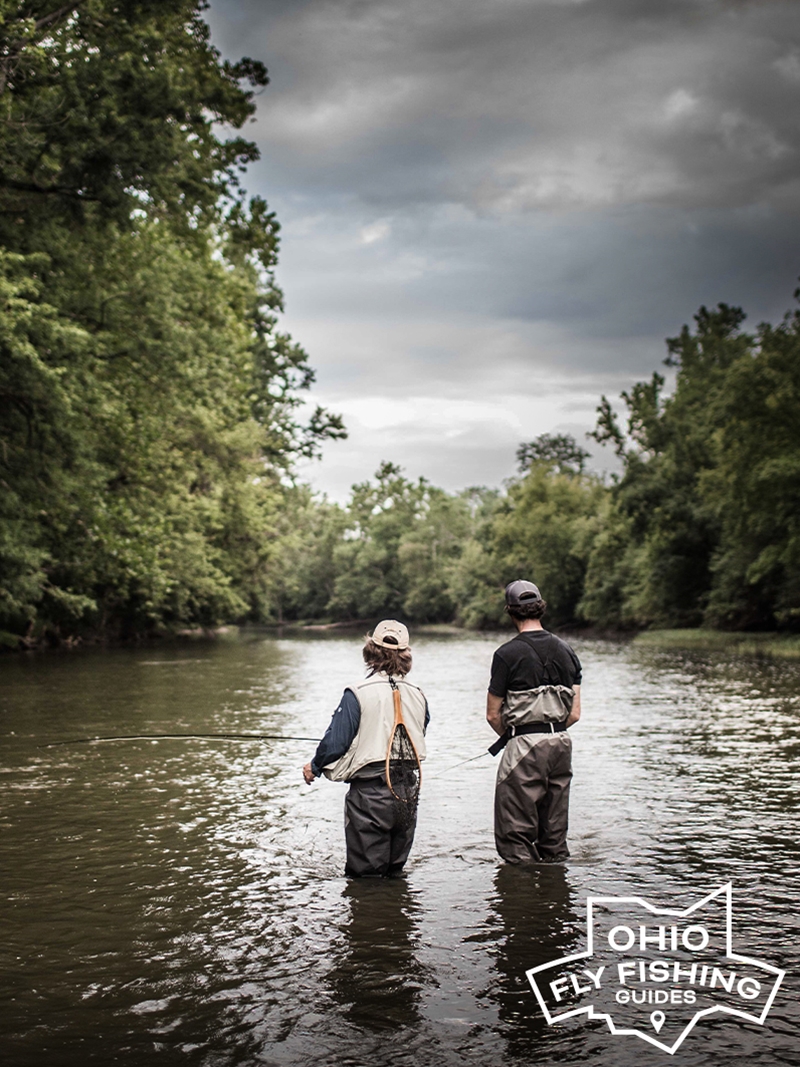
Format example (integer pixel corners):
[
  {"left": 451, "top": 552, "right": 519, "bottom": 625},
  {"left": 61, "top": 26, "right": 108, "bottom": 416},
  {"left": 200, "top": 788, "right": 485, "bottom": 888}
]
[
  {"left": 322, "top": 672, "right": 428, "bottom": 782},
  {"left": 501, "top": 685, "right": 574, "bottom": 728}
]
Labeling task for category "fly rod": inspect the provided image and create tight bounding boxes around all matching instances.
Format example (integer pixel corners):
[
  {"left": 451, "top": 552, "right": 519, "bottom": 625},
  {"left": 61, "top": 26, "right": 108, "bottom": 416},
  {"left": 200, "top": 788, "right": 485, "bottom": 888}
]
[
  {"left": 426, "top": 749, "right": 491, "bottom": 779},
  {"left": 39, "top": 732, "right": 321, "bottom": 748}
]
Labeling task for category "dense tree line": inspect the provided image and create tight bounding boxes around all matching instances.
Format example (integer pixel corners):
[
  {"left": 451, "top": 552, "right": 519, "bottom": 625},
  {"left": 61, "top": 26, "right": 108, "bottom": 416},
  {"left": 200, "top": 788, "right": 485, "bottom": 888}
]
[
  {"left": 274, "top": 299, "right": 800, "bottom": 634},
  {"left": 0, "top": 1, "right": 343, "bottom": 645},
  {"left": 1, "top": 4, "right": 797, "bottom": 645},
  {"left": 584, "top": 300, "right": 800, "bottom": 631}
]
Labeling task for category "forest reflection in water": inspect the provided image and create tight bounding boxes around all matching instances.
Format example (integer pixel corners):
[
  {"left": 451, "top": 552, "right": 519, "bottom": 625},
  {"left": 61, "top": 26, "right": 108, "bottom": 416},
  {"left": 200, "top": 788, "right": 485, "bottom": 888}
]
[{"left": 0, "top": 631, "right": 798, "bottom": 1066}]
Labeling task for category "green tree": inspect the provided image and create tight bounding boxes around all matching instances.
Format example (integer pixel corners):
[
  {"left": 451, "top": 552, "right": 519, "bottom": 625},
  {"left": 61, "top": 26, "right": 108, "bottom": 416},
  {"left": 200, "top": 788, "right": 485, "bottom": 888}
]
[
  {"left": 491, "top": 455, "right": 605, "bottom": 626},
  {"left": 327, "top": 463, "right": 429, "bottom": 620},
  {"left": 0, "top": 248, "right": 90, "bottom": 636},
  {"left": 2, "top": 223, "right": 288, "bottom": 636},
  {"left": 445, "top": 488, "right": 504, "bottom": 628},
  {"left": 262, "top": 486, "right": 348, "bottom": 623},
  {"left": 398, "top": 488, "right": 475, "bottom": 621},
  {"left": 583, "top": 300, "right": 800, "bottom": 630},
  {"left": 702, "top": 299, "right": 800, "bottom": 628},
  {"left": 0, "top": 2, "right": 345, "bottom": 642},
  {"left": 0, "top": 0, "right": 267, "bottom": 241},
  {"left": 516, "top": 432, "right": 590, "bottom": 475}
]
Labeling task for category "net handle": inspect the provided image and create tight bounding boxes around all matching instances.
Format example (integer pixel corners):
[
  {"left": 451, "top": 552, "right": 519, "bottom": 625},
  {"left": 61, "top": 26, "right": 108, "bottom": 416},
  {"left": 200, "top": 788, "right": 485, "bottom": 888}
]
[{"left": 384, "top": 676, "right": 423, "bottom": 799}]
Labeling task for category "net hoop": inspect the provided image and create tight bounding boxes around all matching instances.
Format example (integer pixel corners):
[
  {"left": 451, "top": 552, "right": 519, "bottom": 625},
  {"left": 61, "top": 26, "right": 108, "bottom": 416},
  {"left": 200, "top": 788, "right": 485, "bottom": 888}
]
[{"left": 384, "top": 676, "right": 423, "bottom": 804}]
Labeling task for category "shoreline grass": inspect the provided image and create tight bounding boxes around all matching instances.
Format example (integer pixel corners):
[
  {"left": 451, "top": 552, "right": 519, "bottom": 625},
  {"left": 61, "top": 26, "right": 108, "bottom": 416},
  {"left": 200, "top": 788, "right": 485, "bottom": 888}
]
[{"left": 633, "top": 628, "right": 800, "bottom": 659}]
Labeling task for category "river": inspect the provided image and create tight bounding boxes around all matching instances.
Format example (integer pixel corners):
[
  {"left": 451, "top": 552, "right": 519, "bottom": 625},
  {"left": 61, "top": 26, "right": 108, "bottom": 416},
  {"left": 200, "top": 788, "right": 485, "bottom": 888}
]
[{"left": 1, "top": 631, "right": 798, "bottom": 1066}]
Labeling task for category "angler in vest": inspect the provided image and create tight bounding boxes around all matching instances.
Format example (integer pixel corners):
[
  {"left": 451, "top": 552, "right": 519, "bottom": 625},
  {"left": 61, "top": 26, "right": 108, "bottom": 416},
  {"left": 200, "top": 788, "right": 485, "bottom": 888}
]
[
  {"left": 302, "top": 620, "right": 429, "bottom": 878},
  {"left": 486, "top": 580, "right": 582, "bottom": 864}
]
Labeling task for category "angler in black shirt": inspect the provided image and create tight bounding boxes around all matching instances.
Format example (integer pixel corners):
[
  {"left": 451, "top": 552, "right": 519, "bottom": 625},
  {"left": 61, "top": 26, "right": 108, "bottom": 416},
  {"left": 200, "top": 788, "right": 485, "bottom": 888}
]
[{"left": 486, "top": 580, "right": 582, "bottom": 863}]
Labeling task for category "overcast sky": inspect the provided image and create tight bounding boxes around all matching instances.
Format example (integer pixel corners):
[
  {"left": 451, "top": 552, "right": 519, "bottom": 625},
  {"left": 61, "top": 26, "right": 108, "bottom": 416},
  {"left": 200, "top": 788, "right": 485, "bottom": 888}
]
[{"left": 206, "top": 0, "right": 800, "bottom": 501}]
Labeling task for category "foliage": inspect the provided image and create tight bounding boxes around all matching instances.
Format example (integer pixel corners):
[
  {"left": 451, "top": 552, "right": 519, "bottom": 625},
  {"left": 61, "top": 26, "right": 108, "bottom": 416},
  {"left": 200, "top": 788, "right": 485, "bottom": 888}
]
[
  {"left": 0, "top": 2, "right": 344, "bottom": 642},
  {"left": 0, "top": 248, "right": 76, "bottom": 632},
  {"left": 490, "top": 459, "right": 604, "bottom": 626},
  {"left": 585, "top": 299, "right": 800, "bottom": 630},
  {"left": 310, "top": 448, "right": 602, "bottom": 629},
  {"left": 262, "top": 485, "right": 348, "bottom": 623},
  {"left": 309, "top": 298, "right": 799, "bottom": 635},
  {"left": 0, "top": 0, "right": 267, "bottom": 239},
  {"left": 516, "top": 432, "right": 590, "bottom": 475},
  {"left": 327, "top": 463, "right": 434, "bottom": 621},
  {"left": 702, "top": 302, "right": 800, "bottom": 628}
]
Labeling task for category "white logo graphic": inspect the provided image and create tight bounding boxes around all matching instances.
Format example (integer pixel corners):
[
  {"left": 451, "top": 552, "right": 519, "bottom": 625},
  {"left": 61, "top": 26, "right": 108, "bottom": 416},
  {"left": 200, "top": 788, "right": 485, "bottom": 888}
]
[{"left": 526, "top": 884, "right": 785, "bottom": 1054}]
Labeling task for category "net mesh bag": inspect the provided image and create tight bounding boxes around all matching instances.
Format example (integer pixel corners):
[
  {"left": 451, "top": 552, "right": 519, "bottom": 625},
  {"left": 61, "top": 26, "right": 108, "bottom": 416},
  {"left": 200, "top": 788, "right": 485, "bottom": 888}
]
[{"left": 385, "top": 683, "right": 422, "bottom": 828}]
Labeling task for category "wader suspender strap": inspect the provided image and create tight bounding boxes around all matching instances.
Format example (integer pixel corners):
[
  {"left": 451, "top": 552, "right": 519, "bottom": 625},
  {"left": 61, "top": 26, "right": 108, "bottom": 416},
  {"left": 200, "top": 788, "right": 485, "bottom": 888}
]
[{"left": 531, "top": 633, "right": 557, "bottom": 685}]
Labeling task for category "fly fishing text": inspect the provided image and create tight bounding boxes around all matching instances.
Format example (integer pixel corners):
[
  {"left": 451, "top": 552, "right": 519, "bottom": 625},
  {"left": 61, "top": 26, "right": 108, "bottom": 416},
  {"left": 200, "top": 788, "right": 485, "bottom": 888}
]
[{"left": 549, "top": 922, "right": 763, "bottom": 1008}]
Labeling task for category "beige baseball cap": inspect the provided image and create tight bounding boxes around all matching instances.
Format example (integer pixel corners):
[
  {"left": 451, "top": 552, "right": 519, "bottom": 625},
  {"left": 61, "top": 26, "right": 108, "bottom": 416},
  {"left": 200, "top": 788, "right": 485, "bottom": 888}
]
[{"left": 370, "top": 619, "right": 410, "bottom": 650}]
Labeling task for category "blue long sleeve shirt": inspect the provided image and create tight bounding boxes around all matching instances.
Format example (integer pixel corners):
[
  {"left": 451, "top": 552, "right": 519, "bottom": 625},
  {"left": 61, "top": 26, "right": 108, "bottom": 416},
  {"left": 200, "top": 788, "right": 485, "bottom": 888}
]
[{"left": 310, "top": 687, "right": 430, "bottom": 777}]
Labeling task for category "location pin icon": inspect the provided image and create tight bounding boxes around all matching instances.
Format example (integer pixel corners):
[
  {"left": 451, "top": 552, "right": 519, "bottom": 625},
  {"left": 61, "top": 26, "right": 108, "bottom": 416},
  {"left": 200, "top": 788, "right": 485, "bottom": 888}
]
[{"left": 650, "top": 1011, "right": 665, "bottom": 1033}]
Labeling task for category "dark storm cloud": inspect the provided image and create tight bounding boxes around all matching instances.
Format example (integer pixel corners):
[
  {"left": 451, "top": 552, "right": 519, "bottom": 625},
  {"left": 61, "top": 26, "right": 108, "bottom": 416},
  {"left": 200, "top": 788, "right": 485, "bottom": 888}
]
[
  {"left": 272, "top": 198, "right": 800, "bottom": 334},
  {"left": 214, "top": 0, "right": 800, "bottom": 214},
  {"left": 205, "top": 0, "right": 800, "bottom": 496}
]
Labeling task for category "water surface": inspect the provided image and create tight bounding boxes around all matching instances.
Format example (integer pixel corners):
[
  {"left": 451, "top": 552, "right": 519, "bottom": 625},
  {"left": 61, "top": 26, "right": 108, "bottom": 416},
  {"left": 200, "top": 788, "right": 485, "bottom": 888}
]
[{"left": 1, "top": 632, "right": 798, "bottom": 1065}]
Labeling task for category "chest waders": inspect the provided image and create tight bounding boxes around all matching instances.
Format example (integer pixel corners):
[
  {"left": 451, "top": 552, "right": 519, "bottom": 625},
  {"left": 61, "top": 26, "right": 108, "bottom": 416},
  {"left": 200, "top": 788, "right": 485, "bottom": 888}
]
[{"left": 492, "top": 636, "right": 573, "bottom": 864}]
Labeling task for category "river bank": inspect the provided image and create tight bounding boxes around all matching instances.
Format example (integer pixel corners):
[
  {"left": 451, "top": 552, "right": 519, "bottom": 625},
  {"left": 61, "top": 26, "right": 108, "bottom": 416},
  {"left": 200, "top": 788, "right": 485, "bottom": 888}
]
[
  {"left": 633, "top": 628, "right": 800, "bottom": 659},
  {"left": 4, "top": 618, "right": 800, "bottom": 659}
]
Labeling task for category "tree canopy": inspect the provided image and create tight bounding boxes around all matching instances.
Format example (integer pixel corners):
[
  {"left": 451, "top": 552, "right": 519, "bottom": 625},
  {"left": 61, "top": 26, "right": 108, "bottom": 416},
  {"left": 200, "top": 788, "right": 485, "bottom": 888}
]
[
  {"left": 582, "top": 299, "right": 800, "bottom": 630},
  {"left": 0, "top": 1, "right": 344, "bottom": 644}
]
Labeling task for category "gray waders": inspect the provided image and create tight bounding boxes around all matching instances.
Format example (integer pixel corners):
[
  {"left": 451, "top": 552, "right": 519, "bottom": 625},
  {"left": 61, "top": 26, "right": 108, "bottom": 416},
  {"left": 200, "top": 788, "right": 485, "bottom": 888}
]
[
  {"left": 344, "top": 777, "right": 416, "bottom": 877},
  {"left": 494, "top": 733, "right": 572, "bottom": 863}
]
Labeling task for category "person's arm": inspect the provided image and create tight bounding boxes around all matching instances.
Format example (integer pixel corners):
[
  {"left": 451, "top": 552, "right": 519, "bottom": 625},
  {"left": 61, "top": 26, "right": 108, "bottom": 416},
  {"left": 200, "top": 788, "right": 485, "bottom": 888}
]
[
  {"left": 486, "top": 692, "right": 505, "bottom": 736},
  {"left": 486, "top": 650, "right": 508, "bottom": 735},
  {"left": 302, "top": 689, "right": 361, "bottom": 784},
  {"left": 566, "top": 684, "right": 581, "bottom": 728}
]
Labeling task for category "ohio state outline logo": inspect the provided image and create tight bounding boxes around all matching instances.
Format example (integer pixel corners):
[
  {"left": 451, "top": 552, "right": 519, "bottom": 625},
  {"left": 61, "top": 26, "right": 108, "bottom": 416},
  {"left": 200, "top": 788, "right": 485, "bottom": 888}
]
[{"left": 526, "top": 884, "right": 785, "bottom": 1054}]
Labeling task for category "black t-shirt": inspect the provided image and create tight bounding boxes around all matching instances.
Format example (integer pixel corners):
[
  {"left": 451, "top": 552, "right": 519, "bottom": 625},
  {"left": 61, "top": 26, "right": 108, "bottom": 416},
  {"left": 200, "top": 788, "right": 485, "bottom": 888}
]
[{"left": 488, "top": 630, "right": 582, "bottom": 697}]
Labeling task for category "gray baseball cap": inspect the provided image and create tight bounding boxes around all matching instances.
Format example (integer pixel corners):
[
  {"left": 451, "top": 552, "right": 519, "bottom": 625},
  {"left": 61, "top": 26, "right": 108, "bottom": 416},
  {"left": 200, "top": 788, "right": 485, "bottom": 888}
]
[{"left": 504, "top": 579, "right": 542, "bottom": 609}]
